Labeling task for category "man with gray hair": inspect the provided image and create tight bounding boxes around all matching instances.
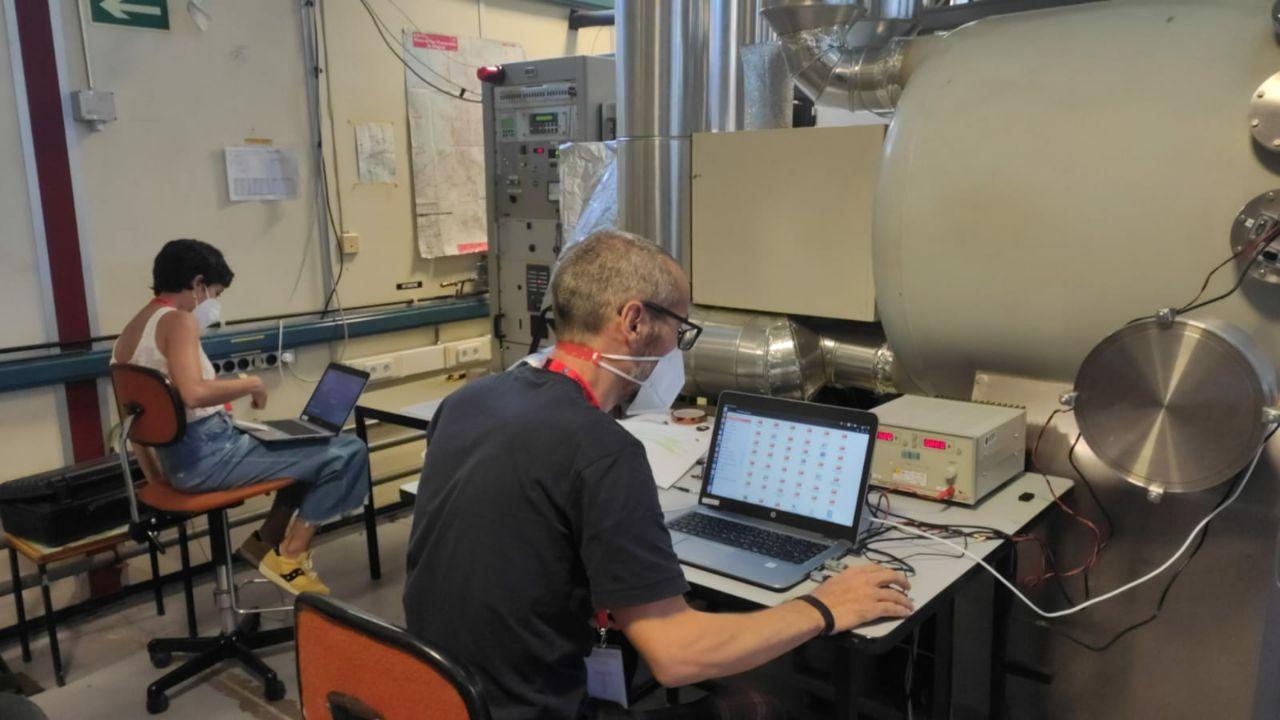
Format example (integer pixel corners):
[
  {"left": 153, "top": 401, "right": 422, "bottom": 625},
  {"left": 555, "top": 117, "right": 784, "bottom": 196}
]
[{"left": 404, "top": 230, "right": 911, "bottom": 719}]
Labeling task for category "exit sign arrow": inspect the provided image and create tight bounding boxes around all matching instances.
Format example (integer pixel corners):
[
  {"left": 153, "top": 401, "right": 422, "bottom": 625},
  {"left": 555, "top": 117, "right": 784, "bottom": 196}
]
[
  {"left": 100, "top": 0, "right": 162, "bottom": 19},
  {"left": 91, "top": 0, "right": 169, "bottom": 30}
]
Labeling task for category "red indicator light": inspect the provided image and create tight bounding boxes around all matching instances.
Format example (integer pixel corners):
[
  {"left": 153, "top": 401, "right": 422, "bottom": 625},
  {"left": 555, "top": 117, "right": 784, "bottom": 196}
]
[
  {"left": 876, "top": 431, "right": 895, "bottom": 442},
  {"left": 476, "top": 65, "right": 506, "bottom": 84},
  {"left": 923, "top": 438, "right": 947, "bottom": 450},
  {"left": 534, "top": 147, "right": 546, "bottom": 155}
]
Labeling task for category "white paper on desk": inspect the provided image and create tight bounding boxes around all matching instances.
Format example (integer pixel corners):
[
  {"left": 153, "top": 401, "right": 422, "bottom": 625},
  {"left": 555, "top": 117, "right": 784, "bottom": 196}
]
[
  {"left": 619, "top": 416, "right": 710, "bottom": 489},
  {"left": 224, "top": 146, "right": 299, "bottom": 202}
]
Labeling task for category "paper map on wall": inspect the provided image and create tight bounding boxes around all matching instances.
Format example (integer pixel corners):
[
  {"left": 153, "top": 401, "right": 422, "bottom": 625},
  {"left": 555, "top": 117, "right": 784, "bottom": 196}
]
[
  {"left": 355, "top": 122, "right": 396, "bottom": 184},
  {"left": 403, "top": 31, "right": 524, "bottom": 258}
]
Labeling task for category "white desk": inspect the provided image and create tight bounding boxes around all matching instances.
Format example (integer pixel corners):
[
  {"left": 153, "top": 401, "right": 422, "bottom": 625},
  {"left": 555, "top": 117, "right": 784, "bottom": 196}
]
[
  {"left": 398, "top": 421, "right": 1073, "bottom": 718},
  {"left": 402, "top": 459, "right": 1071, "bottom": 645},
  {"left": 659, "top": 470, "right": 1073, "bottom": 646}
]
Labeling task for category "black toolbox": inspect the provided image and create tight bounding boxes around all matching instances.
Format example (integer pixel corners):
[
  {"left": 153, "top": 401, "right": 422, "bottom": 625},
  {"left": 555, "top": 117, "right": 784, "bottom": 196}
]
[{"left": 0, "top": 455, "right": 142, "bottom": 547}]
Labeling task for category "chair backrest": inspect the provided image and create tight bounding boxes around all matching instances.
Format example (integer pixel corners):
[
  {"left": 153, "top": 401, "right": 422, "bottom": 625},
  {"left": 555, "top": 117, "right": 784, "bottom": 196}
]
[
  {"left": 108, "top": 363, "right": 186, "bottom": 447},
  {"left": 295, "top": 593, "right": 489, "bottom": 720}
]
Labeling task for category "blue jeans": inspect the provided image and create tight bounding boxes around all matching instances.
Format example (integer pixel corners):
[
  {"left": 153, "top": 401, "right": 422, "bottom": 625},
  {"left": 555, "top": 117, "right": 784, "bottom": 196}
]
[{"left": 155, "top": 413, "right": 370, "bottom": 524}]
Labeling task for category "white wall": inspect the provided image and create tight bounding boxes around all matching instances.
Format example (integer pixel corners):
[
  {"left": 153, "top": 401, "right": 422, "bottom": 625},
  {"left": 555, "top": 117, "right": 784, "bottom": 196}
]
[
  {"left": 0, "top": 0, "right": 614, "bottom": 484},
  {"left": 0, "top": 2, "right": 71, "bottom": 477}
]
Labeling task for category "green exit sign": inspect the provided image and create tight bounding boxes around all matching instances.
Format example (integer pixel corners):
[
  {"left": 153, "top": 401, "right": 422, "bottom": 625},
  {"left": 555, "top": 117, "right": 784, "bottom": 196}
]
[{"left": 91, "top": 0, "right": 169, "bottom": 30}]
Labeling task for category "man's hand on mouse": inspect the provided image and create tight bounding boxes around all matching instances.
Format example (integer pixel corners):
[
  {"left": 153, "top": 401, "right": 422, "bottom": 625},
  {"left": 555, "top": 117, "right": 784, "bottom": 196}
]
[{"left": 809, "top": 563, "right": 913, "bottom": 632}]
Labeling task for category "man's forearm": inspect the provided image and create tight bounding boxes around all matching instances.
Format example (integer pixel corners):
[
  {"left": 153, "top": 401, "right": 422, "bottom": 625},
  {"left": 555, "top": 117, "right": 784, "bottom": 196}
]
[{"left": 648, "top": 599, "right": 826, "bottom": 687}]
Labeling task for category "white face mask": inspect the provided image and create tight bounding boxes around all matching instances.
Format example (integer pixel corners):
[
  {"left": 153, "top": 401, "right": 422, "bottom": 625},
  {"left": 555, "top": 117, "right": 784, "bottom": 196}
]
[
  {"left": 596, "top": 347, "right": 685, "bottom": 416},
  {"left": 191, "top": 285, "right": 222, "bottom": 332}
]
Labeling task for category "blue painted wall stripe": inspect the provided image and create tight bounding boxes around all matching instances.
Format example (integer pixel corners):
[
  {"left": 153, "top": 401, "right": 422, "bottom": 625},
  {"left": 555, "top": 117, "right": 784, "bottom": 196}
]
[{"left": 0, "top": 297, "right": 490, "bottom": 394}]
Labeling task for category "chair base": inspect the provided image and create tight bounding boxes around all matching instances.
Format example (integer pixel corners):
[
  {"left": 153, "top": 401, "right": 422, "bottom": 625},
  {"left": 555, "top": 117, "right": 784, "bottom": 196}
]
[{"left": 144, "top": 613, "right": 294, "bottom": 715}]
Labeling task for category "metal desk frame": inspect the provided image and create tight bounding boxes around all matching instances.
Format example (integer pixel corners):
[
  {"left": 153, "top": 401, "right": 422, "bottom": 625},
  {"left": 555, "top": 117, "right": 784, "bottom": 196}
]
[{"left": 353, "top": 405, "right": 431, "bottom": 580}]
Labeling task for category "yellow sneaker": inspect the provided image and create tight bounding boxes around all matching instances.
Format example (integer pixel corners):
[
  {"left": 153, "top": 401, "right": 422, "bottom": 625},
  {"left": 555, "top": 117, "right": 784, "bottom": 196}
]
[{"left": 257, "top": 549, "right": 330, "bottom": 595}]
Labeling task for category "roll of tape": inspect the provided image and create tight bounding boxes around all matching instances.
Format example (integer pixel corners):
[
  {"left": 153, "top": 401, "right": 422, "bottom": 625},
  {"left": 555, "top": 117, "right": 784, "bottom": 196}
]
[{"left": 671, "top": 408, "right": 708, "bottom": 425}]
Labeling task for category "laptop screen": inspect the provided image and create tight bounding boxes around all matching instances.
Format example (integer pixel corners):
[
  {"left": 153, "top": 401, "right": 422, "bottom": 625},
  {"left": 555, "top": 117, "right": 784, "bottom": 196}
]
[
  {"left": 300, "top": 365, "right": 369, "bottom": 432},
  {"left": 704, "top": 401, "right": 874, "bottom": 527}
]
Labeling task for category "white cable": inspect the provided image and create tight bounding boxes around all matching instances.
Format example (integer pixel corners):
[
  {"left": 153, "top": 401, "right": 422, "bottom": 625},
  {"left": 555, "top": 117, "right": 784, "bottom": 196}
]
[{"left": 870, "top": 432, "right": 1274, "bottom": 619}]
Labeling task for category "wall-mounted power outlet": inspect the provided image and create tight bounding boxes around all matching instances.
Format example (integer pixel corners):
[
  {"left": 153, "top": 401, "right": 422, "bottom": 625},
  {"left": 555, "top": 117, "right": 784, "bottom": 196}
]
[
  {"left": 340, "top": 232, "right": 361, "bottom": 255},
  {"left": 444, "top": 337, "right": 493, "bottom": 368}
]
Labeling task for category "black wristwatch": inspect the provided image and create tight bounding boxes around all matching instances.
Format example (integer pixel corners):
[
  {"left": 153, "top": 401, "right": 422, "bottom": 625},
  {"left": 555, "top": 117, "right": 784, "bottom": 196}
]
[{"left": 796, "top": 594, "right": 835, "bottom": 636}]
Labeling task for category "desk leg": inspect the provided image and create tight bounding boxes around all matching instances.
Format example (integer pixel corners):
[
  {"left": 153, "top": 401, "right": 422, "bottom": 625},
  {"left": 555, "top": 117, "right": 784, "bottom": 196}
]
[
  {"left": 148, "top": 542, "right": 165, "bottom": 617},
  {"left": 990, "top": 550, "right": 1016, "bottom": 720},
  {"left": 9, "top": 547, "right": 29, "bottom": 662},
  {"left": 177, "top": 522, "right": 198, "bottom": 638},
  {"left": 38, "top": 564, "right": 64, "bottom": 687},
  {"left": 834, "top": 643, "right": 868, "bottom": 720},
  {"left": 356, "top": 409, "right": 382, "bottom": 581},
  {"left": 931, "top": 602, "right": 955, "bottom": 720}
]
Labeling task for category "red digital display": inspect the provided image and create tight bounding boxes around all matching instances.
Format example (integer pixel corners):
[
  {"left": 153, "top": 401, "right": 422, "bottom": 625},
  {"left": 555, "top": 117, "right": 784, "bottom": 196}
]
[
  {"left": 876, "top": 431, "right": 895, "bottom": 442},
  {"left": 923, "top": 438, "right": 947, "bottom": 450}
]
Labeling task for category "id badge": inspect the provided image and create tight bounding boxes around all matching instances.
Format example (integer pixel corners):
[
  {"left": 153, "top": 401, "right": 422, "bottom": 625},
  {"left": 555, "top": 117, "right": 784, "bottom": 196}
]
[{"left": 584, "top": 645, "right": 628, "bottom": 708}]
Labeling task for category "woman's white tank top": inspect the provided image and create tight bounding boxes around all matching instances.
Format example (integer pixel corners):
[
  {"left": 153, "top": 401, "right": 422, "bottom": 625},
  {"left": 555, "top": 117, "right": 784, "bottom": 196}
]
[{"left": 112, "top": 306, "right": 220, "bottom": 422}]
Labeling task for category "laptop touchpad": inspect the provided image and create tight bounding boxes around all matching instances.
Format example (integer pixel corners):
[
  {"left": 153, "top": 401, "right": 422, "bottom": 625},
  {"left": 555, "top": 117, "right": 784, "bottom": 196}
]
[{"left": 674, "top": 537, "right": 739, "bottom": 566}]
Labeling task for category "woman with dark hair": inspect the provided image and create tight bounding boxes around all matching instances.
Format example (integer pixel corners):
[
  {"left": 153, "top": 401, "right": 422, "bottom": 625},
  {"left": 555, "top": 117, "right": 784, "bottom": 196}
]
[{"left": 112, "top": 239, "right": 368, "bottom": 595}]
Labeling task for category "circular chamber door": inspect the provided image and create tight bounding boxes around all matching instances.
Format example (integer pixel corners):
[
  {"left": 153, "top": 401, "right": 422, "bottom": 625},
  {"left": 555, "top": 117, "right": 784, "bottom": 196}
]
[{"left": 1074, "top": 318, "right": 1278, "bottom": 495}]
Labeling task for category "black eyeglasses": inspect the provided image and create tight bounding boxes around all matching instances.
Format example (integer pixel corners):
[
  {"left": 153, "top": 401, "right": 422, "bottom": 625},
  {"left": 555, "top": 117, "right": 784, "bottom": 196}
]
[{"left": 642, "top": 301, "right": 703, "bottom": 351}]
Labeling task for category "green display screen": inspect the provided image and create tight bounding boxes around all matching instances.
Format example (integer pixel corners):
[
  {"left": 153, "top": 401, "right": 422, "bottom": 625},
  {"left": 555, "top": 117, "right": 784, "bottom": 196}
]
[{"left": 532, "top": 113, "right": 555, "bottom": 122}]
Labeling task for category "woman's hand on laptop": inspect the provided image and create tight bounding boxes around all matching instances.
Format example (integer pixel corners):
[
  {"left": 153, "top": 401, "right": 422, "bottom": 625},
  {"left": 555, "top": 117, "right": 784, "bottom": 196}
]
[{"left": 811, "top": 564, "right": 913, "bottom": 631}]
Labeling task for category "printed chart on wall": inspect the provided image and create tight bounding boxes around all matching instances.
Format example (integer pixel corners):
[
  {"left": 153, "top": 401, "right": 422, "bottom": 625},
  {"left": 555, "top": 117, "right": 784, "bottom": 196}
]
[{"left": 403, "top": 31, "right": 524, "bottom": 259}]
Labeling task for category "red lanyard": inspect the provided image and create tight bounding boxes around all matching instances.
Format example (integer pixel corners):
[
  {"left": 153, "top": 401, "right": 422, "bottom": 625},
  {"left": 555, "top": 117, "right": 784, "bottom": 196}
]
[
  {"left": 543, "top": 350, "right": 608, "bottom": 633},
  {"left": 543, "top": 357, "right": 601, "bottom": 410},
  {"left": 152, "top": 297, "right": 175, "bottom": 308}
]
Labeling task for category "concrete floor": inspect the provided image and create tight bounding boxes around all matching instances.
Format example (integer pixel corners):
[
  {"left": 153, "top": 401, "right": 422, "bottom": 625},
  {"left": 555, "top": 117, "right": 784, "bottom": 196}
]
[{"left": 8, "top": 513, "right": 415, "bottom": 720}]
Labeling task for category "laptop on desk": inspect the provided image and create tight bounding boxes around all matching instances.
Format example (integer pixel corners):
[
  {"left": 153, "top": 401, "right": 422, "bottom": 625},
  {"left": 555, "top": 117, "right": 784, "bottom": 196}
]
[
  {"left": 235, "top": 363, "right": 370, "bottom": 443},
  {"left": 666, "top": 391, "right": 878, "bottom": 591}
]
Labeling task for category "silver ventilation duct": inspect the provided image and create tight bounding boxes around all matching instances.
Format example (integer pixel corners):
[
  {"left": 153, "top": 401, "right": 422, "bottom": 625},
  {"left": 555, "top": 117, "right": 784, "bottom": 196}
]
[
  {"left": 819, "top": 325, "right": 901, "bottom": 395},
  {"left": 616, "top": 0, "right": 708, "bottom": 270},
  {"left": 684, "top": 307, "right": 826, "bottom": 399},
  {"left": 761, "top": 0, "right": 920, "bottom": 115},
  {"left": 708, "top": 0, "right": 776, "bottom": 132},
  {"left": 683, "top": 307, "right": 900, "bottom": 399}
]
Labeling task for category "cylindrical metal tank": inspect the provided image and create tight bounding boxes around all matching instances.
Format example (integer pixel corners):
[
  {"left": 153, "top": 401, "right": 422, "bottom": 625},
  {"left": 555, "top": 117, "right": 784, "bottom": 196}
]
[
  {"left": 875, "top": 0, "right": 1280, "bottom": 400},
  {"left": 870, "top": 3, "right": 1280, "bottom": 719}
]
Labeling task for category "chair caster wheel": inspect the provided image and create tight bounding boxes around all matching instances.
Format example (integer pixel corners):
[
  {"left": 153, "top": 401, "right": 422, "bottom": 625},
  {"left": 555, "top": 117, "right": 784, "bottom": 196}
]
[
  {"left": 264, "top": 677, "right": 286, "bottom": 701},
  {"left": 149, "top": 650, "right": 173, "bottom": 669},
  {"left": 147, "top": 691, "right": 170, "bottom": 714}
]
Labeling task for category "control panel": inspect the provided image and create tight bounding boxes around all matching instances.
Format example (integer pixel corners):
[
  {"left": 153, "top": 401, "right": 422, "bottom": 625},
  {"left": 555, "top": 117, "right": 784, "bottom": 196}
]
[
  {"left": 483, "top": 56, "right": 616, "bottom": 367},
  {"left": 869, "top": 396, "right": 1026, "bottom": 505}
]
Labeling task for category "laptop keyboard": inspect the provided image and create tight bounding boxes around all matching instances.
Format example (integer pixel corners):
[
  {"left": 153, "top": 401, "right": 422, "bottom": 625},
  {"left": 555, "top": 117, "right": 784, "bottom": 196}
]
[
  {"left": 271, "top": 419, "right": 319, "bottom": 435},
  {"left": 668, "top": 513, "right": 829, "bottom": 565}
]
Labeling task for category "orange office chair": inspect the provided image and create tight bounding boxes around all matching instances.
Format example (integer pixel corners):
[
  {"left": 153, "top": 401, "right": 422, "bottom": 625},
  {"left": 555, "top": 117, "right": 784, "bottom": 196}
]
[
  {"left": 295, "top": 593, "right": 490, "bottom": 720},
  {"left": 109, "top": 363, "right": 295, "bottom": 714}
]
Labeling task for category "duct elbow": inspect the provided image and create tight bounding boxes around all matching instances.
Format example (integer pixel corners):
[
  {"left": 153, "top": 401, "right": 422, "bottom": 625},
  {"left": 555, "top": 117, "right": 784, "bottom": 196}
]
[
  {"left": 777, "top": 29, "right": 911, "bottom": 116},
  {"left": 760, "top": 1, "right": 923, "bottom": 116}
]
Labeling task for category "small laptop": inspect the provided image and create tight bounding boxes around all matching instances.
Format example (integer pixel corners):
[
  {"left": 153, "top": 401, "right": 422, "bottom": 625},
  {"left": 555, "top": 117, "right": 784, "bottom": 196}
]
[
  {"left": 235, "top": 363, "right": 370, "bottom": 443},
  {"left": 666, "top": 391, "right": 879, "bottom": 591}
]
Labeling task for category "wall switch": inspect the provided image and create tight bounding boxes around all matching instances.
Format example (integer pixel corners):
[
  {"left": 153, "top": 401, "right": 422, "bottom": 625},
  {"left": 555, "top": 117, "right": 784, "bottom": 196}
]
[{"left": 340, "top": 232, "right": 361, "bottom": 255}]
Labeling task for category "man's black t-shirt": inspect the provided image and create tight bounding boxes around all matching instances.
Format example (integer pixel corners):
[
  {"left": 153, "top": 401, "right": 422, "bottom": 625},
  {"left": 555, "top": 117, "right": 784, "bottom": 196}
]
[{"left": 403, "top": 364, "right": 690, "bottom": 719}]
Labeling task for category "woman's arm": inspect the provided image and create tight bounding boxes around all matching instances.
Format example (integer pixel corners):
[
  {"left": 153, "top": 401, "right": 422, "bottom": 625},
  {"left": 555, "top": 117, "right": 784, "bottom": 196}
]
[{"left": 160, "top": 311, "right": 264, "bottom": 409}]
